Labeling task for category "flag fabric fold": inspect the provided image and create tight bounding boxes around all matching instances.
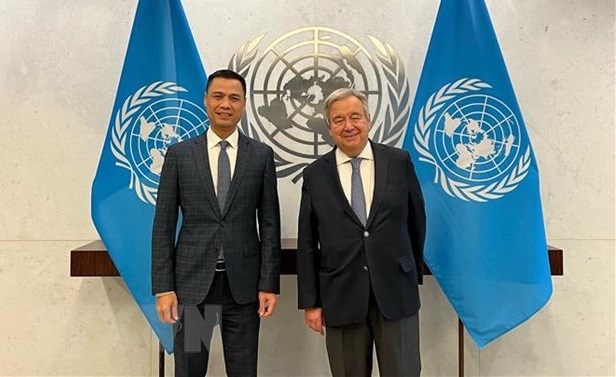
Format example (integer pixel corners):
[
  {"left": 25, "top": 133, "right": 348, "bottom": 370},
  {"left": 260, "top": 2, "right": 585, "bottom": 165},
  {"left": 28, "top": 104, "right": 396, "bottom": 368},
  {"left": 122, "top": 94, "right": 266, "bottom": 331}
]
[
  {"left": 403, "top": 0, "right": 552, "bottom": 347},
  {"left": 91, "top": 0, "right": 208, "bottom": 352}
]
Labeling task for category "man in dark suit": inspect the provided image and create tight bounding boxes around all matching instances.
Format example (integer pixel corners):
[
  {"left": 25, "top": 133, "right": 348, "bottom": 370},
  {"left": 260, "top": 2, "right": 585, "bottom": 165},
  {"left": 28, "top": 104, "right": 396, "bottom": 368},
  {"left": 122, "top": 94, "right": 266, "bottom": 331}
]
[
  {"left": 297, "top": 88, "right": 426, "bottom": 376},
  {"left": 152, "top": 69, "right": 281, "bottom": 377}
]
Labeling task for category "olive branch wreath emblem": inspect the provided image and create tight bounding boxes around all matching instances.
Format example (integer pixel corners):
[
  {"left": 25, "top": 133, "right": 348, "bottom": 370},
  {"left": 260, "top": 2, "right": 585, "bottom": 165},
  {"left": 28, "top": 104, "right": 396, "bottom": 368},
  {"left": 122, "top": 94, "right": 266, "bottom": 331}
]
[
  {"left": 228, "top": 32, "right": 411, "bottom": 182},
  {"left": 412, "top": 78, "right": 531, "bottom": 202},
  {"left": 110, "top": 81, "right": 187, "bottom": 205}
]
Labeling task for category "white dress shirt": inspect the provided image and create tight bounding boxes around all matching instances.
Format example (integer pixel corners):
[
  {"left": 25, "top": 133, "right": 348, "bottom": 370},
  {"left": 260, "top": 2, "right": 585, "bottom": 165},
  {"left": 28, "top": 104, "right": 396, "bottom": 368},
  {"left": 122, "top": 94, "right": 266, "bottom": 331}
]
[{"left": 334, "top": 143, "right": 375, "bottom": 216}]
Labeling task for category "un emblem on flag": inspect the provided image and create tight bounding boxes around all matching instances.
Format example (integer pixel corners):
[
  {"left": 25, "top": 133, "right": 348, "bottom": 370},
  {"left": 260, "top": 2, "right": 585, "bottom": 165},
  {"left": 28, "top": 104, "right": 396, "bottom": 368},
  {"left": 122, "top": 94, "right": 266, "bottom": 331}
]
[
  {"left": 110, "top": 82, "right": 209, "bottom": 205},
  {"left": 229, "top": 27, "right": 411, "bottom": 182},
  {"left": 413, "top": 78, "right": 531, "bottom": 202}
]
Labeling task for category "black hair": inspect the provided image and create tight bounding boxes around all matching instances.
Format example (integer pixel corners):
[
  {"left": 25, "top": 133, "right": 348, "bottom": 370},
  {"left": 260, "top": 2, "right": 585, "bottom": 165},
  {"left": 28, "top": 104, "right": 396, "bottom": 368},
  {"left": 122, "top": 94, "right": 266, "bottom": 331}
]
[{"left": 205, "top": 69, "right": 247, "bottom": 95}]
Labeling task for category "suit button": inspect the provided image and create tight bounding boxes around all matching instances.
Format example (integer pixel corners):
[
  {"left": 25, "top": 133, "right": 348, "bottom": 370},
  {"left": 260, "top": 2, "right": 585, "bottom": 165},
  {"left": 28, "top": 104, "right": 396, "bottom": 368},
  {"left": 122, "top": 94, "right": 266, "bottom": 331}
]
[
  {"left": 363, "top": 265, "right": 368, "bottom": 271},
  {"left": 221, "top": 221, "right": 226, "bottom": 226},
  {"left": 363, "top": 231, "right": 369, "bottom": 237}
]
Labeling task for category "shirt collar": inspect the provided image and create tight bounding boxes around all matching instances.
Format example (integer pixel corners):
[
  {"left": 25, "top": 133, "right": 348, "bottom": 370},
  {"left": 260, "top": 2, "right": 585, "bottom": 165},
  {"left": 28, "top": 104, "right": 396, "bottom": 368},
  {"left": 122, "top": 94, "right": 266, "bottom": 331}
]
[
  {"left": 335, "top": 141, "right": 373, "bottom": 167},
  {"left": 207, "top": 128, "right": 239, "bottom": 150}
]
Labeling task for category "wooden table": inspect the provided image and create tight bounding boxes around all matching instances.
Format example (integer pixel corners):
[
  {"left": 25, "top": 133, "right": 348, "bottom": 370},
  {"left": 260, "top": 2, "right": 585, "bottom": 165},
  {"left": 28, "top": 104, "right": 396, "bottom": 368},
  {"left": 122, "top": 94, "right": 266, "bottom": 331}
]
[
  {"left": 70, "top": 240, "right": 563, "bottom": 377},
  {"left": 70, "top": 239, "right": 563, "bottom": 276}
]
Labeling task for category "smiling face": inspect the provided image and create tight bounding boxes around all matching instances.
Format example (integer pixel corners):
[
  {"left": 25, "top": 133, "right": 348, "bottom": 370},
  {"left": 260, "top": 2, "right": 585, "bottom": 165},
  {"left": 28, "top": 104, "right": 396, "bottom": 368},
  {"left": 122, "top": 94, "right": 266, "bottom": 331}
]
[
  {"left": 327, "top": 95, "right": 371, "bottom": 157},
  {"left": 205, "top": 77, "right": 246, "bottom": 139}
]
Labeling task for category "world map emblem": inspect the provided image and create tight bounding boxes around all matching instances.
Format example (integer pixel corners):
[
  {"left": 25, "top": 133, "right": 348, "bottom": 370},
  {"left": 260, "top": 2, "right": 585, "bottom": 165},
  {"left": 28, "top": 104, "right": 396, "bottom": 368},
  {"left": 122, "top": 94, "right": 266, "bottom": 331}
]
[
  {"left": 229, "top": 26, "right": 411, "bottom": 182},
  {"left": 413, "top": 78, "right": 531, "bottom": 202},
  {"left": 111, "top": 81, "right": 209, "bottom": 204}
]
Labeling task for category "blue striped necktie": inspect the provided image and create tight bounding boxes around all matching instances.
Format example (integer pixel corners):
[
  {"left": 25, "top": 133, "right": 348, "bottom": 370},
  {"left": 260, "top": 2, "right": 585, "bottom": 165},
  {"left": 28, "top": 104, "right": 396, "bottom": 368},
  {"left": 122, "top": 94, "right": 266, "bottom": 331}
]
[{"left": 350, "top": 158, "right": 367, "bottom": 226}]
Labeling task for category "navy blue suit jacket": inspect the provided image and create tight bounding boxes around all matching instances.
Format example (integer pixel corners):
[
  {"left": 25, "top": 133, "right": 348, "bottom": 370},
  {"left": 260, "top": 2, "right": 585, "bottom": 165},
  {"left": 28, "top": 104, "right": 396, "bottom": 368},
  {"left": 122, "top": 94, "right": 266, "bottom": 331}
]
[{"left": 297, "top": 141, "right": 425, "bottom": 326}]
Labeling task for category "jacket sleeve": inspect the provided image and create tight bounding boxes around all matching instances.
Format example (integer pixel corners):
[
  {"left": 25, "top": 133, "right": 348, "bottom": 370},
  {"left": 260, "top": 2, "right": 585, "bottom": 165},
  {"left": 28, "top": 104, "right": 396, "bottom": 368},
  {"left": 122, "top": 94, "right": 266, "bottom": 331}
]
[
  {"left": 257, "top": 146, "right": 281, "bottom": 293},
  {"left": 151, "top": 147, "right": 179, "bottom": 295},
  {"left": 406, "top": 152, "right": 426, "bottom": 285},
  {"left": 297, "top": 170, "right": 322, "bottom": 308}
]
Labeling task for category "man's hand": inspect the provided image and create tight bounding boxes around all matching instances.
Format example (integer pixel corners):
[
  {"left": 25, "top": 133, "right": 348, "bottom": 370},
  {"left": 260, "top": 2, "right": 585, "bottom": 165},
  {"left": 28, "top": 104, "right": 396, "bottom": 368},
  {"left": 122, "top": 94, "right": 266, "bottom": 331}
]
[
  {"left": 156, "top": 292, "right": 179, "bottom": 324},
  {"left": 258, "top": 291, "right": 277, "bottom": 317},
  {"left": 304, "top": 307, "right": 324, "bottom": 335}
]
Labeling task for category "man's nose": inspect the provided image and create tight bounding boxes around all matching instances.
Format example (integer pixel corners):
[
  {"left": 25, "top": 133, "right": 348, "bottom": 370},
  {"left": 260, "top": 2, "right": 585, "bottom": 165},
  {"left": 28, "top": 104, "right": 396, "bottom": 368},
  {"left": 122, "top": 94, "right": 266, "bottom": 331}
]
[
  {"left": 219, "top": 97, "right": 231, "bottom": 108},
  {"left": 342, "top": 120, "right": 356, "bottom": 130}
]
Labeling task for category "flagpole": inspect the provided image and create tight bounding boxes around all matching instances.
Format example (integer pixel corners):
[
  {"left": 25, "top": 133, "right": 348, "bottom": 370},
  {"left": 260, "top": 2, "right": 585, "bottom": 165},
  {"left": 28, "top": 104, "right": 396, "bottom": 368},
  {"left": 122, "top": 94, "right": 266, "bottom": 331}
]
[
  {"left": 159, "top": 342, "right": 165, "bottom": 377},
  {"left": 458, "top": 318, "right": 464, "bottom": 377}
]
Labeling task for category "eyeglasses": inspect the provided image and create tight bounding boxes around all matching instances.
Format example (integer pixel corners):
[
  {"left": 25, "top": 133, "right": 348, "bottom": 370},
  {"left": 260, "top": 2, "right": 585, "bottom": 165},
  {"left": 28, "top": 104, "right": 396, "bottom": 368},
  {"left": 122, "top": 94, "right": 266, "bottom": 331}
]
[{"left": 330, "top": 114, "right": 366, "bottom": 128}]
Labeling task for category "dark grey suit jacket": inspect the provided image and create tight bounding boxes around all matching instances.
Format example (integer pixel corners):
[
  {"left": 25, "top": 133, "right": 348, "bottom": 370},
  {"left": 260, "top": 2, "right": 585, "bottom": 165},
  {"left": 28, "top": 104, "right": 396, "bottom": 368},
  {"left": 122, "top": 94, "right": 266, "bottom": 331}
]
[
  {"left": 297, "top": 141, "right": 426, "bottom": 327},
  {"left": 152, "top": 131, "right": 281, "bottom": 305}
]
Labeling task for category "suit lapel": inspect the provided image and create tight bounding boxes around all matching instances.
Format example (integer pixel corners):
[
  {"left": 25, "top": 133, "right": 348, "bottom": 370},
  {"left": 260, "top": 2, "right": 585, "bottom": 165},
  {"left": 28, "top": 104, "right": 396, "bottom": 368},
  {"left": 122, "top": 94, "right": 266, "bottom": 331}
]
[
  {"left": 221, "top": 132, "right": 252, "bottom": 217},
  {"left": 367, "top": 141, "right": 388, "bottom": 227},
  {"left": 192, "top": 132, "right": 222, "bottom": 218}
]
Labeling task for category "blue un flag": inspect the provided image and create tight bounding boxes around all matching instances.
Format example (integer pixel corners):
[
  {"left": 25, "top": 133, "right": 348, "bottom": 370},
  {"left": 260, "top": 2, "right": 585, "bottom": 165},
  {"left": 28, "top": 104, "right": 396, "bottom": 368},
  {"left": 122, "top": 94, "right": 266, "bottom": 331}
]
[
  {"left": 91, "top": 0, "right": 208, "bottom": 352},
  {"left": 403, "top": 0, "right": 552, "bottom": 347}
]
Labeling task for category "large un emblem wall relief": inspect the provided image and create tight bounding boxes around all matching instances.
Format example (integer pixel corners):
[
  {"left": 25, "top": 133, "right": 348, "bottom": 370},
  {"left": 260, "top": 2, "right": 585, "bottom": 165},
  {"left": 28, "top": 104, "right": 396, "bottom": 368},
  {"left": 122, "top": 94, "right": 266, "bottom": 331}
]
[{"left": 228, "top": 27, "right": 412, "bottom": 182}]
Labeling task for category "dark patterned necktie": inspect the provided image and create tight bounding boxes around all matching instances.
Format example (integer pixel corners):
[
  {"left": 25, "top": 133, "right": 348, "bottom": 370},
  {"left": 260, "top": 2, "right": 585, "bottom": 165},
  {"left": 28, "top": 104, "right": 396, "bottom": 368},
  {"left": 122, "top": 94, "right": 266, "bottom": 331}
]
[{"left": 217, "top": 140, "right": 230, "bottom": 211}]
